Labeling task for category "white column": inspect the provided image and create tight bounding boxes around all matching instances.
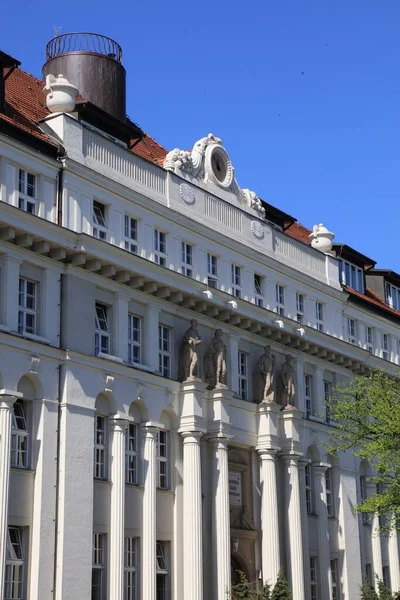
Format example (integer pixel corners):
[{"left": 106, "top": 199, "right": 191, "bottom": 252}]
[
  {"left": 387, "top": 525, "right": 400, "bottom": 593},
  {"left": 2, "top": 255, "right": 22, "bottom": 332},
  {"left": 109, "top": 418, "right": 128, "bottom": 600},
  {"left": 142, "top": 426, "right": 158, "bottom": 600},
  {"left": 144, "top": 307, "right": 160, "bottom": 372},
  {"left": 298, "top": 460, "right": 311, "bottom": 600},
  {"left": 0, "top": 396, "right": 16, "bottom": 600},
  {"left": 182, "top": 432, "right": 203, "bottom": 600},
  {"left": 113, "top": 294, "right": 129, "bottom": 362},
  {"left": 314, "top": 464, "right": 332, "bottom": 600},
  {"left": 367, "top": 483, "right": 383, "bottom": 588},
  {"left": 259, "top": 449, "right": 280, "bottom": 587},
  {"left": 211, "top": 437, "right": 231, "bottom": 600},
  {"left": 282, "top": 454, "right": 305, "bottom": 600}
]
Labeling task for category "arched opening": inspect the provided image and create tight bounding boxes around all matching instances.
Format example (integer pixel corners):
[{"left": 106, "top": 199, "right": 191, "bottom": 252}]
[{"left": 231, "top": 552, "right": 252, "bottom": 586}]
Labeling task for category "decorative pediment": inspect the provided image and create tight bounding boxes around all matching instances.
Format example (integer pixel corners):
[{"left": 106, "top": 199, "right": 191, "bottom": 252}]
[{"left": 163, "top": 133, "right": 265, "bottom": 217}]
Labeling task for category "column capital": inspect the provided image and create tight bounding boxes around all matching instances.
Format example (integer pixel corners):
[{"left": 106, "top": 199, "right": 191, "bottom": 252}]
[
  {"left": 258, "top": 448, "right": 278, "bottom": 459},
  {"left": 181, "top": 431, "right": 203, "bottom": 443},
  {"left": 142, "top": 423, "right": 160, "bottom": 438},
  {"left": 313, "top": 462, "right": 331, "bottom": 475},
  {"left": 209, "top": 434, "right": 231, "bottom": 449},
  {"left": 0, "top": 393, "right": 20, "bottom": 410},
  {"left": 280, "top": 452, "right": 302, "bottom": 465},
  {"left": 109, "top": 416, "right": 129, "bottom": 432}
]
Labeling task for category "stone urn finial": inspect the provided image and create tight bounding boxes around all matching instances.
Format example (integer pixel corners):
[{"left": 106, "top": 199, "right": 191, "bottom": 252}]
[
  {"left": 309, "top": 223, "right": 335, "bottom": 252},
  {"left": 44, "top": 73, "right": 79, "bottom": 114}
]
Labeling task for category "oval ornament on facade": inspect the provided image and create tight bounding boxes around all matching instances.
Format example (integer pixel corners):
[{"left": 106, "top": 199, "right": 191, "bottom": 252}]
[
  {"left": 180, "top": 183, "right": 195, "bottom": 205},
  {"left": 251, "top": 220, "right": 264, "bottom": 239}
]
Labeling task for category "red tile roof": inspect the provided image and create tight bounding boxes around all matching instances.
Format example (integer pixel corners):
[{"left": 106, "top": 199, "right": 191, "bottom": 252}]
[
  {"left": 345, "top": 285, "right": 400, "bottom": 319},
  {"left": 284, "top": 221, "right": 312, "bottom": 245},
  {"left": 1, "top": 66, "right": 168, "bottom": 163}
]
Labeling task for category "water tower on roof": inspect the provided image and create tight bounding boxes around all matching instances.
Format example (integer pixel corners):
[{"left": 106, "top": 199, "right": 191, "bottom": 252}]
[{"left": 42, "top": 32, "right": 126, "bottom": 122}]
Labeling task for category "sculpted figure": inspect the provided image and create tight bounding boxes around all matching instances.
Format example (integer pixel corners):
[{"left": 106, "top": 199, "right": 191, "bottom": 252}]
[
  {"left": 179, "top": 319, "right": 202, "bottom": 381},
  {"left": 280, "top": 354, "right": 296, "bottom": 408},
  {"left": 258, "top": 345, "right": 275, "bottom": 402},
  {"left": 204, "top": 329, "right": 227, "bottom": 388}
]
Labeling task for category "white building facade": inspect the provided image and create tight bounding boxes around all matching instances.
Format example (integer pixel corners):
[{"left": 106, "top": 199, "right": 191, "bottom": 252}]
[{"left": 0, "top": 34, "right": 399, "bottom": 600}]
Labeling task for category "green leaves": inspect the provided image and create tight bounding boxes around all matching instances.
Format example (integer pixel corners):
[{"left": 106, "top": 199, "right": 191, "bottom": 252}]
[{"left": 230, "top": 569, "right": 289, "bottom": 600}]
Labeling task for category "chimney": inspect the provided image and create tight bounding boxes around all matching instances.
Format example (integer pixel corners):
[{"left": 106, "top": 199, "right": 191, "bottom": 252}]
[{"left": 0, "top": 51, "right": 21, "bottom": 113}]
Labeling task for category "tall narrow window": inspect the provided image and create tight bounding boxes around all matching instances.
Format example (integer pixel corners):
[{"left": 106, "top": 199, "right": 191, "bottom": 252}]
[
  {"left": 156, "top": 541, "right": 169, "bottom": 600},
  {"left": 382, "top": 333, "right": 390, "bottom": 361},
  {"left": 296, "top": 293, "right": 305, "bottom": 324},
  {"left": 93, "top": 201, "right": 107, "bottom": 240},
  {"left": 276, "top": 284, "right": 285, "bottom": 316},
  {"left": 365, "top": 564, "right": 373, "bottom": 584},
  {"left": 95, "top": 304, "right": 110, "bottom": 355},
  {"left": 207, "top": 253, "right": 218, "bottom": 288},
  {"left": 310, "top": 557, "right": 318, "bottom": 600},
  {"left": 94, "top": 416, "right": 107, "bottom": 480},
  {"left": 157, "top": 430, "right": 168, "bottom": 489},
  {"left": 324, "top": 380, "right": 332, "bottom": 423},
  {"left": 19, "top": 169, "right": 37, "bottom": 214},
  {"left": 316, "top": 302, "right": 324, "bottom": 332},
  {"left": 238, "top": 351, "right": 248, "bottom": 401},
  {"left": 11, "top": 401, "right": 29, "bottom": 468},
  {"left": 92, "top": 533, "right": 105, "bottom": 600},
  {"left": 305, "top": 464, "right": 313, "bottom": 514},
  {"left": 304, "top": 374, "right": 312, "bottom": 418},
  {"left": 154, "top": 230, "right": 167, "bottom": 267},
  {"left": 385, "top": 282, "right": 400, "bottom": 310},
  {"left": 382, "top": 566, "right": 390, "bottom": 591},
  {"left": 128, "top": 315, "right": 142, "bottom": 365},
  {"left": 360, "top": 476, "right": 369, "bottom": 524},
  {"left": 254, "top": 274, "right": 264, "bottom": 307},
  {"left": 347, "top": 318, "right": 356, "bottom": 344},
  {"left": 158, "top": 325, "right": 171, "bottom": 379},
  {"left": 124, "top": 537, "right": 138, "bottom": 600},
  {"left": 5, "top": 527, "right": 25, "bottom": 600},
  {"left": 125, "top": 423, "right": 139, "bottom": 485},
  {"left": 18, "top": 278, "right": 37, "bottom": 335},
  {"left": 231, "top": 264, "right": 242, "bottom": 298},
  {"left": 338, "top": 259, "right": 364, "bottom": 293},
  {"left": 330, "top": 559, "right": 339, "bottom": 600},
  {"left": 124, "top": 216, "right": 138, "bottom": 254},
  {"left": 326, "top": 469, "right": 334, "bottom": 517},
  {"left": 181, "top": 242, "right": 193, "bottom": 277},
  {"left": 365, "top": 326, "right": 373, "bottom": 353}
]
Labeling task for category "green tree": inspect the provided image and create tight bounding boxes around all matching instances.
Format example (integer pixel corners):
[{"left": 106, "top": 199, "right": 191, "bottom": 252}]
[
  {"left": 328, "top": 371, "right": 400, "bottom": 530},
  {"left": 378, "top": 579, "right": 394, "bottom": 600},
  {"left": 230, "top": 572, "right": 271, "bottom": 600},
  {"left": 270, "top": 569, "right": 292, "bottom": 600},
  {"left": 360, "top": 579, "right": 379, "bottom": 600}
]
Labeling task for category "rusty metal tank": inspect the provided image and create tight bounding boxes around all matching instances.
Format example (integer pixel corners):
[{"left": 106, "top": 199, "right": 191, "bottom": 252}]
[{"left": 43, "top": 32, "right": 126, "bottom": 122}]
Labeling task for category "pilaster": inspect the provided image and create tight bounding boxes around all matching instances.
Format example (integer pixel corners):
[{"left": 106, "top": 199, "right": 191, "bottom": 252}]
[
  {"left": 113, "top": 293, "right": 130, "bottom": 363},
  {"left": 144, "top": 306, "right": 160, "bottom": 372},
  {"left": 258, "top": 449, "right": 280, "bottom": 587},
  {"left": 142, "top": 425, "right": 159, "bottom": 600},
  {"left": 313, "top": 463, "right": 332, "bottom": 600},
  {"left": 298, "top": 459, "right": 311, "bottom": 600},
  {"left": 2, "top": 254, "right": 22, "bottom": 332},
  {"left": 367, "top": 483, "right": 383, "bottom": 588},
  {"left": 387, "top": 524, "right": 400, "bottom": 593}
]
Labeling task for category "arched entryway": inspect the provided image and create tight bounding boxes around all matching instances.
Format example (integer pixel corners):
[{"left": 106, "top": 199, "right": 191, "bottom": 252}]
[{"left": 231, "top": 553, "right": 252, "bottom": 586}]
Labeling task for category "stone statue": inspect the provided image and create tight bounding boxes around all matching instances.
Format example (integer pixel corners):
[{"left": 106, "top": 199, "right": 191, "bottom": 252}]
[
  {"left": 280, "top": 354, "right": 296, "bottom": 408},
  {"left": 179, "top": 319, "right": 202, "bottom": 381},
  {"left": 258, "top": 345, "right": 275, "bottom": 402},
  {"left": 203, "top": 329, "right": 227, "bottom": 389}
]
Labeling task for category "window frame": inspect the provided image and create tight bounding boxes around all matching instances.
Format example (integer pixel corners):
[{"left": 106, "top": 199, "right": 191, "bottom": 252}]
[
  {"left": 207, "top": 253, "right": 218, "bottom": 288},
  {"left": 93, "top": 201, "right": 108, "bottom": 241},
  {"left": 154, "top": 230, "right": 167, "bottom": 267},
  {"left": 181, "top": 241, "right": 193, "bottom": 278},
  {"left": 156, "top": 541, "right": 170, "bottom": 600},
  {"left": 347, "top": 318, "right": 356, "bottom": 345},
  {"left": 254, "top": 273, "right": 264, "bottom": 307},
  {"left": 125, "top": 423, "right": 139, "bottom": 485},
  {"left": 316, "top": 301, "right": 324, "bottom": 332},
  {"left": 338, "top": 259, "right": 364, "bottom": 293},
  {"left": 310, "top": 556, "right": 318, "bottom": 600},
  {"left": 324, "top": 380, "right": 332, "bottom": 424},
  {"left": 304, "top": 374, "right": 312, "bottom": 418},
  {"left": 330, "top": 559, "right": 339, "bottom": 600},
  {"left": 124, "top": 215, "right": 138, "bottom": 254},
  {"left": 382, "top": 333, "right": 390, "bottom": 361},
  {"left": 365, "top": 326, "right": 373, "bottom": 353},
  {"left": 11, "top": 400, "right": 29, "bottom": 469},
  {"left": 5, "top": 526, "right": 25, "bottom": 600},
  {"left": 231, "top": 264, "right": 242, "bottom": 298},
  {"left": 157, "top": 430, "right": 169, "bottom": 490},
  {"left": 305, "top": 464, "right": 313, "bottom": 515},
  {"left": 95, "top": 303, "right": 110, "bottom": 356},
  {"left": 276, "top": 284, "right": 285, "bottom": 316},
  {"left": 128, "top": 314, "right": 142, "bottom": 365},
  {"left": 158, "top": 325, "right": 171, "bottom": 379},
  {"left": 94, "top": 415, "right": 107, "bottom": 480},
  {"left": 18, "top": 277, "right": 38, "bottom": 336},
  {"left": 385, "top": 282, "right": 400, "bottom": 311},
  {"left": 18, "top": 168, "right": 37, "bottom": 215},
  {"left": 238, "top": 351, "right": 249, "bottom": 401},
  {"left": 124, "top": 536, "right": 139, "bottom": 600},
  {"left": 326, "top": 468, "right": 334, "bottom": 517},
  {"left": 296, "top": 292, "right": 305, "bottom": 324},
  {"left": 92, "top": 533, "right": 106, "bottom": 600}
]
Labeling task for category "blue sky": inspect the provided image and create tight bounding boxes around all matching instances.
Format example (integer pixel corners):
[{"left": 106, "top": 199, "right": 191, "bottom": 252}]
[{"left": 3, "top": 1, "right": 400, "bottom": 268}]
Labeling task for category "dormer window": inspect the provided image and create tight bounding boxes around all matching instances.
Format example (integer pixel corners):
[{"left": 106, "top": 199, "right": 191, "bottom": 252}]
[
  {"left": 338, "top": 259, "right": 364, "bottom": 293},
  {"left": 93, "top": 201, "right": 107, "bottom": 240},
  {"left": 385, "top": 283, "right": 400, "bottom": 310}
]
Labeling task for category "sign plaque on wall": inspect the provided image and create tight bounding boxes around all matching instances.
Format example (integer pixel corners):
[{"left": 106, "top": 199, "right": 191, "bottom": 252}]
[{"left": 229, "top": 471, "right": 242, "bottom": 506}]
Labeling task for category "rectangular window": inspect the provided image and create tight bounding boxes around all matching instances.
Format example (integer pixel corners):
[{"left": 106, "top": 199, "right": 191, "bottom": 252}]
[
  {"left": 304, "top": 374, "right": 312, "bottom": 418},
  {"left": 296, "top": 293, "right": 305, "bottom": 324},
  {"left": 5, "top": 526, "right": 25, "bottom": 600},
  {"left": 276, "top": 284, "right": 285, "bottom": 316},
  {"left": 305, "top": 464, "right": 313, "bottom": 514},
  {"left": 11, "top": 401, "right": 28, "bottom": 468},
  {"left": 347, "top": 318, "right": 356, "bottom": 344},
  {"left": 93, "top": 201, "right": 107, "bottom": 240},
  {"left": 254, "top": 274, "right": 264, "bottom": 307},
  {"left": 207, "top": 253, "right": 218, "bottom": 288},
  {"left": 231, "top": 264, "right": 242, "bottom": 298},
  {"left": 181, "top": 242, "right": 193, "bottom": 277},
  {"left": 382, "top": 566, "right": 390, "bottom": 591},
  {"left": 18, "top": 169, "right": 37, "bottom": 214},
  {"left": 124, "top": 215, "right": 138, "bottom": 254},
  {"left": 124, "top": 537, "right": 138, "bottom": 600},
  {"left": 238, "top": 352, "right": 248, "bottom": 401},
  {"left": 385, "top": 282, "right": 400, "bottom": 311},
  {"left": 158, "top": 325, "right": 171, "bottom": 379},
  {"left": 326, "top": 469, "right": 334, "bottom": 517},
  {"left": 331, "top": 559, "right": 339, "bottom": 600},
  {"left": 94, "top": 416, "right": 107, "bottom": 480},
  {"left": 156, "top": 541, "right": 169, "bottom": 600},
  {"left": 338, "top": 259, "right": 364, "bottom": 293},
  {"left": 316, "top": 302, "right": 324, "bottom": 332},
  {"left": 157, "top": 431, "right": 168, "bottom": 489},
  {"left": 365, "top": 326, "right": 373, "bottom": 353},
  {"left": 382, "top": 333, "right": 390, "bottom": 361},
  {"left": 128, "top": 315, "right": 142, "bottom": 365},
  {"left": 360, "top": 476, "right": 369, "bottom": 525},
  {"left": 310, "top": 557, "right": 318, "bottom": 600},
  {"left": 95, "top": 303, "right": 110, "bottom": 355},
  {"left": 324, "top": 380, "right": 332, "bottom": 424},
  {"left": 154, "top": 230, "right": 167, "bottom": 267},
  {"left": 365, "top": 563, "right": 373, "bottom": 584},
  {"left": 92, "top": 533, "right": 105, "bottom": 600},
  {"left": 125, "top": 423, "right": 139, "bottom": 485},
  {"left": 18, "top": 278, "right": 37, "bottom": 335}
]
